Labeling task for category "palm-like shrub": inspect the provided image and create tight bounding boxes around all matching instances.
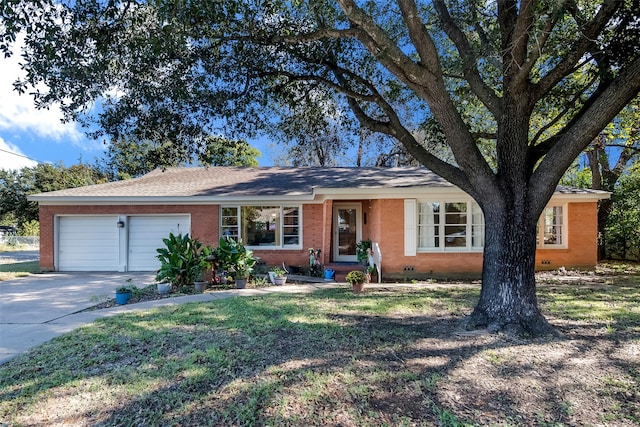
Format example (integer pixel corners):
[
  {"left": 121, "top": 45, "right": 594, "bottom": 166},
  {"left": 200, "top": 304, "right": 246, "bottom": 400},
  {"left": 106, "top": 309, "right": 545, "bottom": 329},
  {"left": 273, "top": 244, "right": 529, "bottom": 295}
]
[
  {"left": 215, "top": 236, "right": 257, "bottom": 279},
  {"left": 156, "top": 232, "right": 203, "bottom": 287}
]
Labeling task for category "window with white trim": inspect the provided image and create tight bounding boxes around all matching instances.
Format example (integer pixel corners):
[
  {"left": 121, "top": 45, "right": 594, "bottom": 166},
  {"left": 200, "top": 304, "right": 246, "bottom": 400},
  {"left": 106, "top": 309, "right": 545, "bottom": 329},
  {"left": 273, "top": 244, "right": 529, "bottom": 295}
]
[
  {"left": 537, "top": 205, "right": 565, "bottom": 248},
  {"left": 417, "top": 200, "right": 484, "bottom": 251},
  {"left": 220, "top": 206, "right": 301, "bottom": 248}
]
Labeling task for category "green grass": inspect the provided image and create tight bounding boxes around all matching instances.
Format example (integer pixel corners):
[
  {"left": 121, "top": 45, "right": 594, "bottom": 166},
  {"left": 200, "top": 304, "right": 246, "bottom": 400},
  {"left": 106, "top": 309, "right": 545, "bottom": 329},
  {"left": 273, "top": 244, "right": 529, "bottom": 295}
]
[
  {"left": 0, "top": 261, "right": 41, "bottom": 281},
  {"left": 537, "top": 281, "right": 640, "bottom": 324},
  {"left": 1, "top": 283, "right": 638, "bottom": 426}
]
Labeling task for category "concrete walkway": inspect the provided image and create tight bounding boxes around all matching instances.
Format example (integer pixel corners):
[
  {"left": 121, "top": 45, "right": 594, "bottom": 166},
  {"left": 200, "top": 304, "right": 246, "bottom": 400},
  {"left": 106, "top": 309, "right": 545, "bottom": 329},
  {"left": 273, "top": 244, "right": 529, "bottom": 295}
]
[{"left": 0, "top": 272, "right": 341, "bottom": 365}]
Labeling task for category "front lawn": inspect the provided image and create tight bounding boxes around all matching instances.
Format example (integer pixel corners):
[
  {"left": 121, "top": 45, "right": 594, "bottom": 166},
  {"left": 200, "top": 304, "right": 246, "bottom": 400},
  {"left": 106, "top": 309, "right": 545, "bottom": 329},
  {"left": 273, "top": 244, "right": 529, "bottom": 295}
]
[
  {"left": 0, "top": 261, "right": 41, "bottom": 281},
  {"left": 1, "top": 281, "right": 639, "bottom": 426}
]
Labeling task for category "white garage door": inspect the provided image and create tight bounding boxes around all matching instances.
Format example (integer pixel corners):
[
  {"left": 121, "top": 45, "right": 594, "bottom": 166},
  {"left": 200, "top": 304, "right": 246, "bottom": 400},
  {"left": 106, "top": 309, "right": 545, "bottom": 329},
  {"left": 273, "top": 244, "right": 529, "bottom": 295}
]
[
  {"left": 127, "top": 215, "right": 191, "bottom": 271},
  {"left": 58, "top": 216, "right": 119, "bottom": 271}
]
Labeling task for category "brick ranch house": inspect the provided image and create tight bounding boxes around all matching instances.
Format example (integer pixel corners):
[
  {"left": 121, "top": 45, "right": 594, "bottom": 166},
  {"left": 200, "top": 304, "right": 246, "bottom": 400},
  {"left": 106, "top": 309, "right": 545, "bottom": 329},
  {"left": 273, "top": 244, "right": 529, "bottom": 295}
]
[{"left": 29, "top": 167, "right": 609, "bottom": 279}]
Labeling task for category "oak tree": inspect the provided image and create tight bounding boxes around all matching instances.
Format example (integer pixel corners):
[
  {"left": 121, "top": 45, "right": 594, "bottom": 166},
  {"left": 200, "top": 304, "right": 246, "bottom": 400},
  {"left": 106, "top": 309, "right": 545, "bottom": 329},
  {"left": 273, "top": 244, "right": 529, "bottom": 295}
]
[{"left": 3, "top": 0, "right": 640, "bottom": 335}]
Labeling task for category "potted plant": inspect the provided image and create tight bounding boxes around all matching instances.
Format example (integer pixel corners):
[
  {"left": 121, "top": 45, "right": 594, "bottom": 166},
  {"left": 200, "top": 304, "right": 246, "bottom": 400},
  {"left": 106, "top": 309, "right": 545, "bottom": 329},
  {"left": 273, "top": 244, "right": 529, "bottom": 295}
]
[
  {"left": 194, "top": 245, "right": 214, "bottom": 293},
  {"left": 356, "top": 240, "right": 372, "bottom": 265},
  {"left": 156, "top": 281, "right": 171, "bottom": 295},
  {"left": 194, "top": 277, "right": 207, "bottom": 293},
  {"left": 269, "top": 266, "right": 288, "bottom": 286},
  {"left": 346, "top": 270, "right": 367, "bottom": 294},
  {"left": 214, "top": 236, "right": 257, "bottom": 289},
  {"left": 115, "top": 285, "right": 133, "bottom": 305},
  {"left": 366, "top": 265, "right": 377, "bottom": 283}
]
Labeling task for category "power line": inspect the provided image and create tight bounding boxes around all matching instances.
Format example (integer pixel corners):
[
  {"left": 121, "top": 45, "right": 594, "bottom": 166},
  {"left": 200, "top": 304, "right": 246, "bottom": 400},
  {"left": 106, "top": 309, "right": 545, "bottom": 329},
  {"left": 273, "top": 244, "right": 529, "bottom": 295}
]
[{"left": 0, "top": 147, "right": 44, "bottom": 164}]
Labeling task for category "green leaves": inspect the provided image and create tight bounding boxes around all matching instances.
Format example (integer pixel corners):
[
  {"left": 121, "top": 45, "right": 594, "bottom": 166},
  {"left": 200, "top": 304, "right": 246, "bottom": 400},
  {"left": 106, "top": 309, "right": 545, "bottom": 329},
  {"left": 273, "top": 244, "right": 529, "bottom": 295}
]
[
  {"left": 155, "top": 232, "right": 205, "bottom": 287},
  {"left": 606, "top": 163, "right": 640, "bottom": 260},
  {"left": 0, "top": 163, "right": 108, "bottom": 230},
  {"left": 214, "top": 236, "right": 256, "bottom": 278},
  {"left": 197, "top": 136, "right": 261, "bottom": 167}
]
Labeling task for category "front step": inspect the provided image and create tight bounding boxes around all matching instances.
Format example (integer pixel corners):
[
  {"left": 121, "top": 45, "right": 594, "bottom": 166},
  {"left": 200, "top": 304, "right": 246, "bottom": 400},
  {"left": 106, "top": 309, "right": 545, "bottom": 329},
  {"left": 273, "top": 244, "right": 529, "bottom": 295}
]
[{"left": 324, "top": 262, "right": 367, "bottom": 282}]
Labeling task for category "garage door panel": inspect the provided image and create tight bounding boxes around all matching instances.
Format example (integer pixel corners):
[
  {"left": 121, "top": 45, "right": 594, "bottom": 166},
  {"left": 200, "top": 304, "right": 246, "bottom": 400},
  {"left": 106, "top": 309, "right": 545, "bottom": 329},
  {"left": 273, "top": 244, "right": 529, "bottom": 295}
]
[
  {"left": 58, "top": 214, "right": 191, "bottom": 272},
  {"left": 127, "top": 215, "right": 191, "bottom": 271},
  {"left": 58, "top": 216, "right": 119, "bottom": 271}
]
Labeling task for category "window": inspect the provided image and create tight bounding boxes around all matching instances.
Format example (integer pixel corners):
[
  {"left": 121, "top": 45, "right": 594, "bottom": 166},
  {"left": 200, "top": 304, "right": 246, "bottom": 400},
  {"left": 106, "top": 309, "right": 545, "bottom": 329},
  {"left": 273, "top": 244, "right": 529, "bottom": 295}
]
[
  {"left": 445, "top": 202, "right": 467, "bottom": 248},
  {"left": 418, "top": 202, "right": 440, "bottom": 249},
  {"left": 417, "top": 200, "right": 483, "bottom": 251},
  {"left": 220, "top": 206, "right": 300, "bottom": 248},
  {"left": 414, "top": 199, "right": 563, "bottom": 251},
  {"left": 471, "top": 202, "right": 485, "bottom": 248},
  {"left": 221, "top": 207, "right": 239, "bottom": 238},
  {"left": 538, "top": 206, "right": 564, "bottom": 247}
]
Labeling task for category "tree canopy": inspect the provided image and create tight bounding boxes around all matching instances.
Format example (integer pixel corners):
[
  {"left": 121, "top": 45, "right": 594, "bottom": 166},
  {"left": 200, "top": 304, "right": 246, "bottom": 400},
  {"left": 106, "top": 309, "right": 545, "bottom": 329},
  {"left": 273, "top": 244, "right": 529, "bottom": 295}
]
[
  {"left": 99, "top": 136, "right": 261, "bottom": 179},
  {"left": 3, "top": 0, "right": 640, "bottom": 335},
  {"left": 198, "top": 136, "right": 261, "bottom": 167}
]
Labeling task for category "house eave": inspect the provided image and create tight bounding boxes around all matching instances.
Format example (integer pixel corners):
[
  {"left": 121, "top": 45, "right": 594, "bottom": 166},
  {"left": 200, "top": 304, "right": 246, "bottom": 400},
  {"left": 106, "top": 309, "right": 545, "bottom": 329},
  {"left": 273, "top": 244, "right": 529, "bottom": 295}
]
[
  {"left": 28, "top": 195, "right": 317, "bottom": 205},
  {"left": 28, "top": 185, "right": 610, "bottom": 205}
]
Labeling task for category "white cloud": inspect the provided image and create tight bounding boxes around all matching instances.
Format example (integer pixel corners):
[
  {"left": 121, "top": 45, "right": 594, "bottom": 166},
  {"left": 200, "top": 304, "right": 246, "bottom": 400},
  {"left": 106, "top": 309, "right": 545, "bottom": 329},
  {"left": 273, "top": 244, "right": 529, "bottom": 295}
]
[
  {"left": 0, "top": 34, "right": 84, "bottom": 143},
  {"left": 0, "top": 137, "right": 39, "bottom": 171}
]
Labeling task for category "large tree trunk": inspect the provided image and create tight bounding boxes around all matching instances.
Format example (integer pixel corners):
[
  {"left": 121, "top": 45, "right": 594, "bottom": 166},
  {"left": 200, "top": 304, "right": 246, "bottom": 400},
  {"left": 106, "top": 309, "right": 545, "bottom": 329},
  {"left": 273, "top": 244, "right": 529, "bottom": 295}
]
[{"left": 462, "top": 198, "right": 558, "bottom": 337}]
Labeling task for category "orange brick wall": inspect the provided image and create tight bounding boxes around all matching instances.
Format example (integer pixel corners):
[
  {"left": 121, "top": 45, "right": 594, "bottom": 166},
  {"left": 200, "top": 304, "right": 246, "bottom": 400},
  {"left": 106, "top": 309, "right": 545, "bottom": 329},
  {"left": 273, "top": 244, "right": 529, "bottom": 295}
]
[
  {"left": 252, "top": 203, "right": 328, "bottom": 268},
  {"left": 368, "top": 199, "right": 598, "bottom": 278},
  {"left": 39, "top": 204, "right": 218, "bottom": 271},
  {"left": 39, "top": 199, "right": 599, "bottom": 275},
  {"left": 39, "top": 203, "right": 330, "bottom": 272},
  {"left": 535, "top": 202, "right": 598, "bottom": 270},
  {"left": 365, "top": 200, "right": 484, "bottom": 278}
]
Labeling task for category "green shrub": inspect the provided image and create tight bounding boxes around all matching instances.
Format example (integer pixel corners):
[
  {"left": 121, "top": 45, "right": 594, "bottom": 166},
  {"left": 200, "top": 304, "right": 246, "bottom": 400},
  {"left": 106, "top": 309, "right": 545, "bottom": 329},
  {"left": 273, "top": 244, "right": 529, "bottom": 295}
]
[
  {"left": 345, "top": 270, "right": 366, "bottom": 285},
  {"left": 156, "top": 233, "right": 203, "bottom": 286},
  {"left": 215, "top": 236, "right": 257, "bottom": 279},
  {"left": 355, "top": 240, "right": 372, "bottom": 261}
]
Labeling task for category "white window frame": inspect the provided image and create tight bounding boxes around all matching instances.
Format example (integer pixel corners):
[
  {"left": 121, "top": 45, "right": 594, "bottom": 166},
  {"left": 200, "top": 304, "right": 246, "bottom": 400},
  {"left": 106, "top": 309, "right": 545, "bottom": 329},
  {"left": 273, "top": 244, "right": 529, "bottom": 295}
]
[
  {"left": 537, "top": 204, "right": 567, "bottom": 249},
  {"left": 416, "top": 199, "right": 484, "bottom": 252},
  {"left": 220, "top": 205, "right": 302, "bottom": 249}
]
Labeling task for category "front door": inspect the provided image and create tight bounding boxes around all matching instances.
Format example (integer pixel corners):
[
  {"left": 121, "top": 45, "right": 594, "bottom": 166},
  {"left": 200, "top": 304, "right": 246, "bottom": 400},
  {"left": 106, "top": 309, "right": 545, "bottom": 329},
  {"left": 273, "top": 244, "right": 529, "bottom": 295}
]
[{"left": 333, "top": 204, "right": 362, "bottom": 262}]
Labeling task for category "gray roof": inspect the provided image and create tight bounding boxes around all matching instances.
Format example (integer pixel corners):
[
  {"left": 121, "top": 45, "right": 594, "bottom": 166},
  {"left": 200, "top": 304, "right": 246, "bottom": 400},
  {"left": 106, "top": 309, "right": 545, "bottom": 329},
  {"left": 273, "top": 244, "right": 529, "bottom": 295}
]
[
  {"left": 29, "top": 166, "right": 454, "bottom": 200},
  {"left": 554, "top": 185, "right": 610, "bottom": 195},
  {"left": 28, "top": 166, "right": 610, "bottom": 202}
]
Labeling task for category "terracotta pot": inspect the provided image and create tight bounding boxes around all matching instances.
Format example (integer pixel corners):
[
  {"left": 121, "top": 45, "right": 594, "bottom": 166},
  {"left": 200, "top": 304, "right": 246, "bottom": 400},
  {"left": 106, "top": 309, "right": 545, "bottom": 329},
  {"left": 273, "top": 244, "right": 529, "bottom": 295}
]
[{"left": 351, "top": 282, "right": 365, "bottom": 294}]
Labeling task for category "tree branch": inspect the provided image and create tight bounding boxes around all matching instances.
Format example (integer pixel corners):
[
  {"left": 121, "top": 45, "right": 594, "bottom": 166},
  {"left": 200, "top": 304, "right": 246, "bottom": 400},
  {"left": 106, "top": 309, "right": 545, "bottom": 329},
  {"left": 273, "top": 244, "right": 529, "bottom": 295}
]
[
  {"left": 509, "top": 0, "right": 535, "bottom": 81},
  {"left": 530, "top": 72, "right": 598, "bottom": 151},
  {"left": 532, "top": 0, "right": 620, "bottom": 99},
  {"left": 266, "top": 28, "right": 360, "bottom": 44},
  {"left": 469, "top": 3, "right": 501, "bottom": 71},
  {"left": 331, "top": 69, "right": 473, "bottom": 192},
  {"left": 531, "top": 55, "right": 640, "bottom": 208},
  {"left": 518, "top": 7, "right": 561, "bottom": 82},
  {"left": 335, "top": 0, "right": 437, "bottom": 90},
  {"left": 431, "top": 0, "right": 501, "bottom": 116}
]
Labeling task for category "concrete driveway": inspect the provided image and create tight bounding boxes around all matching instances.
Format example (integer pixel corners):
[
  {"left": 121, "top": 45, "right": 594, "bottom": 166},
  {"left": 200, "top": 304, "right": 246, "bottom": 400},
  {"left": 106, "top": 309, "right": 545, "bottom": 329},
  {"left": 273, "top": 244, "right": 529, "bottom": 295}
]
[{"left": 0, "top": 272, "right": 156, "bottom": 364}]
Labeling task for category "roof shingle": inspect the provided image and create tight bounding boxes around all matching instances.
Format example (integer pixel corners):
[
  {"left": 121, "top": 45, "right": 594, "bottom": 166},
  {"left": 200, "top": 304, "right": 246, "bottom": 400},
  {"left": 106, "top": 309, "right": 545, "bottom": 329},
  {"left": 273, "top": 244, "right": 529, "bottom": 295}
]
[
  {"left": 28, "top": 166, "right": 609, "bottom": 201},
  {"left": 29, "top": 166, "right": 452, "bottom": 199}
]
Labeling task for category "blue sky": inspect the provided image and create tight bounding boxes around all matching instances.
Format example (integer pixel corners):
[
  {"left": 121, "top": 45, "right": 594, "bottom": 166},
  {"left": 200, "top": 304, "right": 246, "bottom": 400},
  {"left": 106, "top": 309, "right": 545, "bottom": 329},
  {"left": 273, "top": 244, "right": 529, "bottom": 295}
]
[
  {"left": 0, "top": 41, "right": 273, "bottom": 171},
  {"left": 0, "top": 44, "right": 102, "bottom": 171}
]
